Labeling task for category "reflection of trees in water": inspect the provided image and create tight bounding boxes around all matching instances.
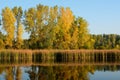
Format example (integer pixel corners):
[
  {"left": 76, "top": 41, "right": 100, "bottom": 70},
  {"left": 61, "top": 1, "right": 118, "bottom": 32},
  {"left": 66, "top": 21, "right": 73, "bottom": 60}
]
[
  {"left": 6, "top": 67, "right": 13, "bottom": 80},
  {"left": 26, "top": 65, "right": 120, "bottom": 80},
  {"left": 0, "top": 65, "right": 120, "bottom": 80},
  {"left": 95, "top": 65, "right": 120, "bottom": 72},
  {"left": 16, "top": 67, "right": 22, "bottom": 80},
  {"left": 27, "top": 66, "right": 95, "bottom": 80},
  {"left": 0, "top": 66, "right": 22, "bottom": 80}
]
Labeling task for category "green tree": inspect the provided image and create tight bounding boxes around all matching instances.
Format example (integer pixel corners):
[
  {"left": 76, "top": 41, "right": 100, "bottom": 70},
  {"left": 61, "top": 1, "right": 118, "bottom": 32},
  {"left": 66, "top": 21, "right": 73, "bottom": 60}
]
[
  {"left": 24, "top": 7, "right": 37, "bottom": 49},
  {"left": 45, "top": 6, "right": 58, "bottom": 49},
  {"left": 12, "top": 7, "right": 23, "bottom": 49},
  {"left": 84, "top": 36, "right": 95, "bottom": 49},
  {"left": 75, "top": 17, "right": 90, "bottom": 49},
  {"left": 24, "top": 4, "right": 49, "bottom": 49},
  {"left": 36, "top": 4, "right": 49, "bottom": 49}
]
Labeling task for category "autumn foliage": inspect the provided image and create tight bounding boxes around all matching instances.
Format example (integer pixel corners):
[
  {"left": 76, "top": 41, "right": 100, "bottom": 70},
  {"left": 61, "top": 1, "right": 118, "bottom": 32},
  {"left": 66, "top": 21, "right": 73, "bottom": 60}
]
[{"left": 0, "top": 4, "right": 91, "bottom": 49}]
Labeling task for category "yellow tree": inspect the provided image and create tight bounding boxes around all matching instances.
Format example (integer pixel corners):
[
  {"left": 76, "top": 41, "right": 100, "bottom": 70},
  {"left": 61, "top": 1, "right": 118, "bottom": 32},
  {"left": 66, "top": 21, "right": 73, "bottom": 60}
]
[
  {"left": 0, "top": 39, "right": 4, "bottom": 49},
  {"left": 2, "top": 7, "right": 16, "bottom": 48},
  {"left": 0, "top": 32, "right": 5, "bottom": 49},
  {"left": 56, "top": 7, "right": 74, "bottom": 49},
  {"left": 16, "top": 23, "right": 23, "bottom": 49},
  {"left": 70, "top": 22, "right": 79, "bottom": 49},
  {"left": 59, "top": 7, "right": 74, "bottom": 32}
]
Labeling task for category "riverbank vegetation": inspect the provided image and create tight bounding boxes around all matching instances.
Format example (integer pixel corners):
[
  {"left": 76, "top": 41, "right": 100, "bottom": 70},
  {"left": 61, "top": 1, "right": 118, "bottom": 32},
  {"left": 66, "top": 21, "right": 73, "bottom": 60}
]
[
  {"left": 0, "top": 49, "right": 120, "bottom": 66},
  {"left": 0, "top": 4, "right": 120, "bottom": 50}
]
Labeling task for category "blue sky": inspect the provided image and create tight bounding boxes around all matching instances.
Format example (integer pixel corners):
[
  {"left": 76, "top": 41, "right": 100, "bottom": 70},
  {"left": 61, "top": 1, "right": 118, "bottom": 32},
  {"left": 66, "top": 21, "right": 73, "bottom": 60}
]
[{"left": 0, "top": 0, "right": 120, "bottom": 38}]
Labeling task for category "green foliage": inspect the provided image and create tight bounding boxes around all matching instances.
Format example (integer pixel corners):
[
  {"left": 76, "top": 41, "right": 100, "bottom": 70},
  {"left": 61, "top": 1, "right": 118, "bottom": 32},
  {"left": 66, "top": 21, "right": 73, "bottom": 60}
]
[
  {"left": 74, "top": 17, "right": 90, "bottom": 49},
  {"left": 92, "top": 34, "right": 120, "bottom": 49},
  {"left": 12, "top": 7, "right": 23, "bottom": 49}
]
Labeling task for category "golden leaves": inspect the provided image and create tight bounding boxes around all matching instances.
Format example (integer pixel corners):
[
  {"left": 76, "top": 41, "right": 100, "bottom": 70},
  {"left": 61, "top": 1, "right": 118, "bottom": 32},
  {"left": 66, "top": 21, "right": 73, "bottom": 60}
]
[
  {"left": 17, "top": 23, "right": 23, "bottom": 48},
  {"left": 2, "top": 7, "right": 16, "bottom": 47},
  {"left": 59, "top": 7, "right": 74, "bottom": 32}
]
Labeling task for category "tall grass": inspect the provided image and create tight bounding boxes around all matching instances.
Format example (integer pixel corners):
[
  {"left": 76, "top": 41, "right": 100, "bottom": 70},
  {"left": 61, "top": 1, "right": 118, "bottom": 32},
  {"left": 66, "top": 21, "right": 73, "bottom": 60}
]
[{"left": 0, "top": 49, "right": 120, "bottom": 66}]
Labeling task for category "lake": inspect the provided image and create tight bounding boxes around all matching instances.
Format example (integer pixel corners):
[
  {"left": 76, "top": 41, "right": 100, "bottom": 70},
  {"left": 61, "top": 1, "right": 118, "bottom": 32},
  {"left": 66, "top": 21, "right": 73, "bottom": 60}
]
[{"left": 0, "top": 50, "right": 120, "bottom": 80}]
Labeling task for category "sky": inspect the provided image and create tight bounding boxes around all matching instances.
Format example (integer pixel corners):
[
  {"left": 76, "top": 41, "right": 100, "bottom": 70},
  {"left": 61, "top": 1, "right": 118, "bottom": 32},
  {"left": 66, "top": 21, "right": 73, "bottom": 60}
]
[{"left": 0, "top": 0, "right": 120, "bottom": 38}]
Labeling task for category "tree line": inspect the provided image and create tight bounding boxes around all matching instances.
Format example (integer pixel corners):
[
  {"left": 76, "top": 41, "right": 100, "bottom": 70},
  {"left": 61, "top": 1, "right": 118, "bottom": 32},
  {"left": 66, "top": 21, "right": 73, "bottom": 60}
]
[
  {"left": 92, "top": 34, "right": 120, "bottom": 49},
  {"left": 0, "top": 4, "right": 120, "bottom": 49}
]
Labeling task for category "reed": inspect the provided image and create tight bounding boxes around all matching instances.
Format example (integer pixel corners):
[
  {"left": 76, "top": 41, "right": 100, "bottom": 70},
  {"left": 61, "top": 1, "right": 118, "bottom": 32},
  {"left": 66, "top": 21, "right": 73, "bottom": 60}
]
[{"left": 0, "top": 49, "right": 120, "bottom": 66}]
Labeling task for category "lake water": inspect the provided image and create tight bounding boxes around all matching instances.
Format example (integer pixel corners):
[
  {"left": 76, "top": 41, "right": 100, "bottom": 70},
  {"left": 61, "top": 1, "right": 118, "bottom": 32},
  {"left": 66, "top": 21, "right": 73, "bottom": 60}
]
[
  {"left": 0, "top": 50, "right": 120, "bottom": 80},
  {"left": 1, "top": 65, "right": 120, "bottom": 80}
]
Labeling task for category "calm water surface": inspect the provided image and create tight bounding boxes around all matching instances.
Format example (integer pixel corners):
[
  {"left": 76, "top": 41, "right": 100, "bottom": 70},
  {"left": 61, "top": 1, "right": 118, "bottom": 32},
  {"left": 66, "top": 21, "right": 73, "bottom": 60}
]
[
  {"left": 0, "top": 65, "right": 120, "bottom": 80},
  {"left": 0, "top": 50, "right": 120, "bottom": 80}
]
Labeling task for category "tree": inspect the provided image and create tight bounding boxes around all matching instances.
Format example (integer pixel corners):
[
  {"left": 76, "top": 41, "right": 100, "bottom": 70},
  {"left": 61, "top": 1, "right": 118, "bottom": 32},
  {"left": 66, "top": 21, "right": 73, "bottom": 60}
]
[
  {"left": 24, "top": 7, "right": 37, "bottom": 49},
  {"left": 2, "top": 7, "right": 16, "bottom": 48},
  {"left": 75, "top": 17, "right": 90, "bottom": 49},
  {"left": 55, "top": 7, "right": 74, "bottom": 49},
  {"left": 45, "top": 6, "right": 58, "bottom": 49},
  {"left": 12, "top": 7, "right": 23, "bottom": 49},
  {"left": 69, "top": 21, "right": 79, "bottom": 49},
  {"left": 84, "top": 35, "right": 95, "bottom": 49},
  {"left": 0, "top": 39, "right": 4, "bottom": 49},
  {"left": 16, "top": 23, "right": 23, "bottom": 48},
  {"left": 24, "top": 4, "right": 50, "bottom": 49},
  {"left": 36, "top": 4, "right": 49, "bottom": 49},
  {"left": 0, "top": 32, "right": 5, "bottom": 49}
]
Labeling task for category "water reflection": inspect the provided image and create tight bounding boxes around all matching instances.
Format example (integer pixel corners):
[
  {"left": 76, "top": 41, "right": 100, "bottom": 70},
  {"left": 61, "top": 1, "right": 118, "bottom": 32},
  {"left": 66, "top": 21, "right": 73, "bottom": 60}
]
[
  {"left": 0, "top": 65, "right": 120, "bottom": 80},
  {"left": 0, "top": 50, "right": 120, "bottom": 80},
  {"left": 27, "top": 66, "right": 92, "bottom": 80},
  {"left": 0, "top": 66, "right": 22, "bottom": 80},
  {"left": 0, "top": 66, "right": 93, "bottom": 80}
]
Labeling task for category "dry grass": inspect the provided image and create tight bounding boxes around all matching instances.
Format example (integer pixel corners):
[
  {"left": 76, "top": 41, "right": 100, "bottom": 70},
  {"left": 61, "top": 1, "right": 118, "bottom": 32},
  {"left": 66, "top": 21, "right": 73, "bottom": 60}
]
[
  {"left": 0, "top": 49, "right": 120, "bottom": 54},
  {"left": 0, "top": 49, "right": 120, "bottom": 66}
]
